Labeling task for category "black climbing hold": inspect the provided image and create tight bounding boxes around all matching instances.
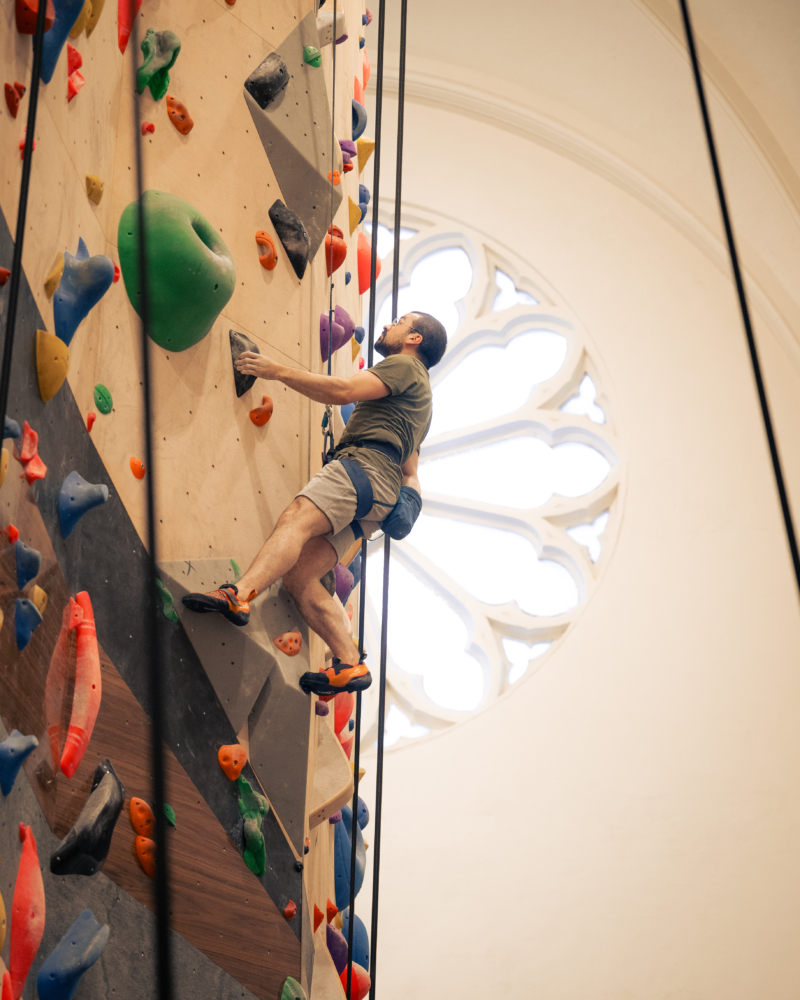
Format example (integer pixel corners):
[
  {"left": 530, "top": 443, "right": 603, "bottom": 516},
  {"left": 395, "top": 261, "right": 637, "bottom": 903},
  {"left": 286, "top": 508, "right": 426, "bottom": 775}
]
[
  {"left": 320, "top": 569, "right": 336, "bottom": 597},
  {"left": 268, "top": 200, "right": 310, "bottom": 280},
  {"left": 50, "top": 759, "right": 125, "bottom": 876},
  {"left": 229, "top": 330, "right": 260, "bottom": 398},
  {"left": 295, "top": 861, "right": 304, "bottom": 872},
  {"left": 244, "top": 52, "right": 290, "bottom": 110}
]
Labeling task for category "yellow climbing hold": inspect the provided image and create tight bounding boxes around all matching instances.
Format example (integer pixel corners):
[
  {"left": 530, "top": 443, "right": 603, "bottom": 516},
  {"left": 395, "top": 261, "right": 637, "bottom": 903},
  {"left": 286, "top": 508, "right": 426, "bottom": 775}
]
[
  {"left": 0, "top": 872, "right": 5, "bottom": 951},
  {"left": 356, "top": 137, "right": 374, "bottom": 171},
  {"left": 85, "top": 0, "right": 105, "bottom": 35},
  {"left": 351, "top": 337, "right": 360, "bottom": 362},
  {"left": 0, "top": 449, "right": 8, "bottom": 490},
  {"left": 348, "top": 196, "right": 361, "bottom": 236},
  {"left": 31, "top": 585, "right": 47, "bottom": 614},
  {"left": 334, "top": 912, "right": 343, "bottom": 930},
  {"left": 85, "top": 175, "right": 104, "bottom": 205},
  {"left": 69, "top": 0, "right": 92, "bottom": 37},
  {"left": 44, "top": 252, "right": 64, "bottom": 299},
  {"left": 36, "top": 329, "right": 70, "bottom": 402},
  {"left": 349, "top": 762, "right": 366, "bottom": 781}
]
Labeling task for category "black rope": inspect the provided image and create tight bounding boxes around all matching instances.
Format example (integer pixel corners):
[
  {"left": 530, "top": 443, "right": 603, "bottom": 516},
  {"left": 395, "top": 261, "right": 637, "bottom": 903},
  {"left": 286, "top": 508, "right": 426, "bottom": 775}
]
[
  {"left": 0, "top": 0, "right": 48, "bottom": 428},
  {"left": 129, "top": 7, "right": 174, "bottom": 999},
  {"left": 678, "top": 0, "right": 800, "bottom": 599},
  {"left": 327, "top": 1, "right": 338, "bottom": 383}
]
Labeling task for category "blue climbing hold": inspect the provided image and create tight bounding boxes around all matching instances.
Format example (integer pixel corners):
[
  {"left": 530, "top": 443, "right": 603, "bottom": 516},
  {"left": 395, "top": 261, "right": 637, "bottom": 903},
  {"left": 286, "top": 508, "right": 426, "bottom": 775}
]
[
  {"left": 345, "top": 271, "right": 351, "bottom": 285},
  {"left": 341, "top": 403, "right": 355, "bottom": 425},
  {"left": 362, "top": 12, "right": 368, "bottom": 24},
  {"left": 37, "top": 909, "right": 110, "bottom": 1000},
  {"left": 53, "top": 238, "right": 115, "bottom": 347},
  {"left": 358, "top": 184, "right": 370, "bottom": 224},
  {"left": 359, "top": 35, "right": 365, "bottom": 48},
  {"left": 352, "top": 99, "right": 367, "bottom": 141},
  {"left": 59, "top": 471, "right": 109, "bottom": 539},
  {"left": 356, "top": 795, "right": 369, "bottom": 829},
  {"left": 41, "top": 0, "right": 86, "bottom": 84},
  {"left": 16, "top": 540, "right": 42, "bottom": 590},
  {"left": 3, "top": 415, "right": 20, "bottom": 439},
  {"left": 348, "top": 718, "right": 354, "bottom": 731},
  {"left": 0, "top": 730, "right": 39, "bottom": 795},
  {"left": 353, "top": 325, "right": 365, "bottom": 344},
  {"left": 16, "top": 598, "right": 43, "bottom": 651},
  {"left": 341, "top": 909, "right": 370, "bottom": 971},
  {"left": 334, "top": 804, "right": 366, "bottom": 910}
]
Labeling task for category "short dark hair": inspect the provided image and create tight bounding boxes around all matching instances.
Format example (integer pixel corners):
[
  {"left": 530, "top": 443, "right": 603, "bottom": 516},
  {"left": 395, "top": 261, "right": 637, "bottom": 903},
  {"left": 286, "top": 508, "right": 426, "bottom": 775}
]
[{"left": 411, "top": 312, "right": 447, "bottom": 369}]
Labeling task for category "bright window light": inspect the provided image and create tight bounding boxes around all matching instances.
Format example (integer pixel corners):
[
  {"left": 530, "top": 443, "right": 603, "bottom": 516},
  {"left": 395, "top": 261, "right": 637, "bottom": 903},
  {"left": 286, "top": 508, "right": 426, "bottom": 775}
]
[
  {"left": 492, "top": 269, "right": 538, "bottom": 311},
  {"left": 561, "top": 374, "right": 606, "bottom": 425},
  {"left": 376, "top": 247, "right": 472, "bottom": 337},
  {"left": 363, "top": 222, "right": 417, "bottom": 260},
  {"left": 566, "top": 511, "right": 610, "bottom": 562},
  {"left": 502, "top": 638, "right": 552, "bottom": 684},
  {"left": 382, "top": 705, "right": 430, "bottom": 748}
]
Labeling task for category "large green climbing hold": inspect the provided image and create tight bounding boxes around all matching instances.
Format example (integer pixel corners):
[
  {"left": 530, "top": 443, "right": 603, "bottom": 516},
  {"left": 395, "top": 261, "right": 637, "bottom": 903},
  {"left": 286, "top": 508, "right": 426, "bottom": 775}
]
[
  {"left": 281, "top": 977, "right": 307, "bottom": 1000},
  {"left": 118, "top": 191, "right": 236, "bottom": 353},
  {"left": 155, "top": 578, "right": 179, "bottom": 622},
  {"left": 137, "top": 29, "right": 181, "bottom": 100},
  {"left": 237, "top": 774, "right": 268, "bottom": 877},
  {"left": 93, "top": 384, "right": 113, "bottom": 414}
]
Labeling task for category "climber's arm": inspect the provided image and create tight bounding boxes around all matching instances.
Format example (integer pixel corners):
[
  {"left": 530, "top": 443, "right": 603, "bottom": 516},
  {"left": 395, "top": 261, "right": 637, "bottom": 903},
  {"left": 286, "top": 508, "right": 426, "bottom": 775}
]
[{"left": 236, "top": 353, "right": 390, "bottom": 405}]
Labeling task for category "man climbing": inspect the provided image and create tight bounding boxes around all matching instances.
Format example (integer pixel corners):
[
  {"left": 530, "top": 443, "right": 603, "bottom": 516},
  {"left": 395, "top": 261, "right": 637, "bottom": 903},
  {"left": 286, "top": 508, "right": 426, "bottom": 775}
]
[{"left": 181, "top": 312, "right": 447, "bottom": 697}]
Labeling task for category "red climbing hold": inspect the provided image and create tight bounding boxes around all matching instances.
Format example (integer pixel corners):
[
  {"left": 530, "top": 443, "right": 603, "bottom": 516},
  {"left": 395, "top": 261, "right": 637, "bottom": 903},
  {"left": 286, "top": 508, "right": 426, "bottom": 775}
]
[
  {"left": 314, "top": 904, "right": 324, "bottom": 932},
  {"left": 0, "top": 267, "right": 10, "bottom": 286},
  {"left": 15, "top": 82, "right": 25, "bottom": 98},
  {"left": 325, "top": 225, "right": 347, "bottom": 277},
  {"left": 67, "top": 71, "right": 85, "bottom": 103},
  {"left": 141, "top": 121, "right": 155, "bottom": 135},
  {"left": 343, "top": 161, "right": 354, "bottom": 173},
  {"left": 358, "top": 357, "right": 365, "bottom": 369},
  {"left": 255, "top": 231, "right": 278, "bottom": 270},
  {"left": 117, "top": 0, "right": 142, "bottom": 53},
  {"left": 87, "top": 412, "right": 96, "bottom": 432},
  {"left": 225, "top": 0, "right": 236, "bottom": 4},
  {"left": 5, "top": 84, "right": 20, "bottom": 119},
  {"left": 135, "top": 835, "right": 156, "bottom": 877},
  {"left": 4, "top": 524, "right": 19, "bottom": 544},
  {"left": 45, "top": 602, "right": 71, "bottom": 772},
  {"left": 354, "top": 76, "right": 364, "bottom": 106},
  {"left": 130, "top": 457, "right": 145, "bottom": 479},
  {"left": 338, "top": 732, "right": 354, "bottom": 760},
  {"left": 15, "top": 0, "right": 55, "bottom": 33},
  {"left": 67, "top": 44, "right": 82, "bottom": 74},
  {"left": 18, "top": 127, "right": 35, "bottom": 160},
  {"left": 112, "top": 263, "right": 120, "bottom": 283},
  {"left": 21, "top": 452, "right": 46, "bottom": 486},
  {"left": 357, "top": 232, "right": 381, "bottom": 294},
  {"left": 249, "top": 395, "right": 274, "bottom": 427},
  {"left": 274, "top": 631, "right": 302, "bottom": 656},
  {"left": 283, "top": 900, "right": 297, "bottom": 921},
  {"left": 14, "top": 421, "right": 38, "bottom": 464},
  {"left": 333, "top": 691, "right": 354, "bottom": 735},
  {"left": 339, "top": 962, "right": 371, "bottom": 1000},
  {"left": 9, "top": 825, "right": 45, "bottom": 1000},
  {"left": 60, "top": 591, "right": 101, "bottom": 778},
  {"left": 326, "top": 898, "right": 338, "bottom": 923}
]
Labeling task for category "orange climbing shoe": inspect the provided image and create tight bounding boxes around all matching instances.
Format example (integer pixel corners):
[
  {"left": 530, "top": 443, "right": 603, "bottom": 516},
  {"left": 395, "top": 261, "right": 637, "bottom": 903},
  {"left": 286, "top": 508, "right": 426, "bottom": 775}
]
[
  {"left": 181, "top": 583, "right": 255, "bottom": 626},
  {"left": 299, "top": 659, "right": 372, "bottom": 696}
]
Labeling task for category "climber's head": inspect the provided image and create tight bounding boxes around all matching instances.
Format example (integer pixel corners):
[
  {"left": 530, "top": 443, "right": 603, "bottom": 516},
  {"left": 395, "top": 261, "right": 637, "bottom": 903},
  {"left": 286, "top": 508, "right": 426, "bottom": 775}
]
[{"left": 375, "top": 312, "right": 447, "bottom": 369}]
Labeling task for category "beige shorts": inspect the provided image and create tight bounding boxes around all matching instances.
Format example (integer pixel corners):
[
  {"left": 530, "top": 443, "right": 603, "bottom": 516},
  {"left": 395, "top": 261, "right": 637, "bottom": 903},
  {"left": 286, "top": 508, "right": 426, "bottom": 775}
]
[{"left": 298, "top": 456, "right": 399, "bottom": 563}]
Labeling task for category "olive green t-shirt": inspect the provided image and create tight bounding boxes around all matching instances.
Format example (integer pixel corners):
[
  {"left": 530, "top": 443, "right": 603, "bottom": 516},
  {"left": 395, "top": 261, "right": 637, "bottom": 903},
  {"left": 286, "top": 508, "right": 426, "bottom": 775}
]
[{"left": 337, "top": 354, "right": 432, "bottom": 493}]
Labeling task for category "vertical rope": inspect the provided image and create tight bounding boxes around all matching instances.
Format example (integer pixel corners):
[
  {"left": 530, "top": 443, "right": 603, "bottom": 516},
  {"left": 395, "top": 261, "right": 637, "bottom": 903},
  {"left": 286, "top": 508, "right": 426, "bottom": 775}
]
[
  {"left": 677, "top": 0, "right": 800, "bottom": 600},
  {"left": 327, "top": 2, "right": 338, "bottom": 381},
  {"left": 0, "top": 0, "right": 48, "bottom": 426},
  {"left": 129, "top": 6, "right": 174, "bottom": 998}
]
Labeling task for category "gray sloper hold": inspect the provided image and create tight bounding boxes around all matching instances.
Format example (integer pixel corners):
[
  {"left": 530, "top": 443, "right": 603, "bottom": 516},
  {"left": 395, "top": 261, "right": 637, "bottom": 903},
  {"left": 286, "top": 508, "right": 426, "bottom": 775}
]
[
  {"left": 244, "top": 10, "right": 342, "bottom": 259},
  {"left": 269, "top": 201, "right": 310, "bottom": 280},
  {"left": 50, "top": 759, "right": 125, "bottom": 876},
  {"left": 244, "top": 52, "right": 290, "bottom": 109},
  {"left": 229, "top": 330, "right": 260, "bottom": 397}
]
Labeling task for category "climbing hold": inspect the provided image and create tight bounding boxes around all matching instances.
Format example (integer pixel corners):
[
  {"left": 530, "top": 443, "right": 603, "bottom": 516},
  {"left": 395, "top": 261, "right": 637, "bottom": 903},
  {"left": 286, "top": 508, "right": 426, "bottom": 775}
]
[
  {"left": 283, "top": 900, "right": 297, "bottom": 921},
  {"left": 255, "top": 231, "right": 277, "bottom": 270},
  {"left": 68, "top": 0, "right": 90, "bottom": 37},
  {"left": 59, "top": 471, "right": 109, "bottom": 539},
  {"left": 36, "top": 909, "right": 109, "bottom": 1000},
  {"left": 86, "top": 412, "right": 95, "bottom": 432},
  {"left": 41, "top": 0, "right": 83, "bottom": 83},
  {"left": 230, "top": 558, "right": 241, "bottom": 581},
  {"left": 316, "top": 2, "right": 346, "bottom": 47},
  {"left": 67, "top": 69, "right": 85, "bottom": 102},
  {"left": 45, "top": 603, "right": 71, "bottom": 771},
  {"left": 166, "top": 94, "right": 193, "bottom": 134},
  {"left": 249, "top": 395, "right": 274, "bottom": 427},
  {"left": 325, "top": 924, "right": 347, "bottom": 974},
  {"left": 3, "top": 416, "right": 20, "bottom": 440},
  {"left": 9, "top": 825, "right": 45, "bottom": 999},
  {"left": 163, "top": 803, "right": 176, "bottom": 827},
  {"left": 44, "top": 252, "right": 64, "bottom": 299},
  {"left": 348, "top": 197, "right": 361, "bottom": 236},
  {"left": 229, "top": 329, "right": 260, "bottom": 398},
  {"left": 320, "top": 305, "right": 355, "bottom": 363},
  {"left": 352, "top": 99, "right": 367, "bottom": 141},
  {"left": 358, "top": 183, "right": 370, "bottom": 223},
  {"left": 359, "top": 35, "right": 364, "bottom": 48},
  {"left": 273, "top": 631, "right": 302, "bottom": 656},
  {"left": 314, "top": 701, "right": 329, "bottom": 717},
  {"left": 333, "top": 691, "right": 354, "bottom": 735},
  {"left": 327, "top": 170, "right": 341, "bottom": 186},
  {"left": 325, "top": 225, "right": 347, "bottom": 276},
  {"left": 362, "top": 48, "right": 371, "bottom": 89},
  {"left": 130, "top": 797, "right": 154, "bottom": 837},
  {"left": 345, "top": 272, "right": 352, "bottom": 285},
  {"left": 137, "top": 29, "right": 181, "bottom": 101},
  {"left": 119, "top": 192, "right": 235, "bottom": 351},
  {"left": 353, "top": 326, "right": 365, "bottom": 345},
  {"left": 60, "top": 591, "right": 101, "bottom": 778},
  {"left": 84, "top": 174, "right": 103, "bottom": 205},
  {"left": 16, "top": 540, "right": 41, "bottom": 590},
  {"left": 15, "top": 421, "right": 40, "bottom": 466},
  {"left": 84, "top": 0, "right": 104, "bottom": 35},
  {"left": 0, "top": 731, "right": 38, "bottom": 795},
  {"left": 117, "top": 0, "right": 142, "bottom": 53},
  {"left": 129, "top": 457, "right": 145, "bottom": 479},
  {"left": 36, "top": 329, "right": 70, "bottom": 402},
  {"left": 338, "top": 733, "right": 354, "bottom": 759},
  {"left": 244, "top": 52, "right": 289, "bottom": 109},
  {"left": 341, "top": 909, "right": 370, "bottom": 971},
  {"left": 334, "top": 563, "right": 355, "bottom": 604},
  {"left": 0, "top": 268, "right": 10, "bottom": 286},
  {"left": 303, "top": 45, "right": 322, "bottom": 68},
  {"left": 21, "top": 452, "right": 47, "bottom": 486},
  {"left": 281, "top": 977, "right": 306, "bottom": 1000},
  {"left": 313, "top": 904, "right": 324, "bottom": 933},
  {"left": 67, "top": 41, "right": 82, "bottom": 73},
  {"left": 93, "top": 384, "right": 112, "bottom": 414},
  {"left": 351, "top": 338, "right": 360, "bottom": 363},
  {"left": 53, "top": 237, "right": 114, "bottom": 347},
  {"left": 50, "top": 760, "right": 124, "bottom": 875},
  {"left": 333, "top": 805, "right": 365, "bottom": 909},
  {"left": 4, "top": 525, "right": 19, "bottom": 544},
  {"left": 112, "top": 263, "right": 120, "bottom": 282},
  {"left": 328, "top": 811, "right": 342, "bottom": 825},
  {"left": 19, "top": 125, "right": 35, "bottom": 160},
  {"left": 155, "top": 578, "right": 178, "bottom": 622},
  {"left": 4, "top": 84, "right": 20, "bottom": 119},
  {"left": 141, "top": 121, "right": 155, "bottom": 135},
  {"left": 268, "top": 201, "right": 309, "bottom": 280},
  {"left": 357, "top": 231, "right": 381, "bottom": 294},
  {"left": 135, "top": 836, "right": 156, "bottom": 877},
  {"left": 339, "top": 138, "right": 356, "bottom": 158},
  {"left": 237, "top": 774, "right": 268, "bottom": 876},
  {"left": 339, "top": 963, "right": 371, "bottom": 1000},
  {"left": 356, "top": 137, "right": 374, "bottom": 171},
  {"left": 326, "top": 898, "right": 338, "bottom": 923},
  {"left": 0, "top": 451, "right": 9, "bottom": 490},
  {"left": 217, "top": 744, "right": 247, "bottom": 781},
  {"left": 341, "top": 399, "right": 355, "bottom": 421},
  {"left": 354, "top": 76, "right": 364, "bottom": 107},
  {"left": 15, "top": 0, "right": 55, "bottom": 34},
  {"left": 31, "top": 585, "right": 47, "bottom": 614}
]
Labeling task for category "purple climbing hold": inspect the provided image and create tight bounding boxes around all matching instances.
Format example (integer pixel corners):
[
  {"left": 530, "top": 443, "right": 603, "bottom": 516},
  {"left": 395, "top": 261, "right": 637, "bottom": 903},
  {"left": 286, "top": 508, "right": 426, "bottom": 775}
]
[
  {"left": 320, "top": 306, "right": 355, "bottom": 363},
  {"left": 315, "top": 701, "right": 330, "bottom": 717},
  {"left": 328, "top": 809, "right": 342, "bottom": 825},
  {"left": 326, "top": 924, "right": 348, "bottom": 975},
  {"left": 339, "top": 139, "right": 356, "bottom": 157},
  {"left": 334, "top": 563, "right": 354, "bottom": 604}
]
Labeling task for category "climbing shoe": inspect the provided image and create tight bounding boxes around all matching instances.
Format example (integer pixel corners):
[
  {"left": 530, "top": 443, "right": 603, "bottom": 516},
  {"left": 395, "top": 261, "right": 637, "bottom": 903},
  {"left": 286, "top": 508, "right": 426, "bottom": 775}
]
[
  {"left": 299, "top": 659, "right": 372, "bottom": 696},
  {"left": 181, "top": 583, "right": 256, "bottom": 626}
]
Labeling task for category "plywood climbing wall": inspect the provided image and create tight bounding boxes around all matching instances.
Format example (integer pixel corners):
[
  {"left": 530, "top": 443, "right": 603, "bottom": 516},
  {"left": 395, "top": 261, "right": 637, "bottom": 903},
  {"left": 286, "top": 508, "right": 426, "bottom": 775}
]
[{"left": 0, "top": 0, "right": 370, "bottom": 995}]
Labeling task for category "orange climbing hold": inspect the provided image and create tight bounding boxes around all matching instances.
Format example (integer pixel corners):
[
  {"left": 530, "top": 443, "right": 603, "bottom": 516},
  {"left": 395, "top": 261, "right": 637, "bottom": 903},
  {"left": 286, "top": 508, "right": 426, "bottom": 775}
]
[
  {"left": 5, "top": 84, "right": 20, "bottom": 119},
  {"left": 283, "top": 900, "right": 297, "bottom": 921},
  {"left": 327, "top": 170, "right": 341, "bottom": 186},
  {"left": 274, "top": 631, "right": 302, "bottom": 656},
  {"left": 15, "top": 0, "right": 55, "bottom": 34},
  {"left": 357, "top": 231, "right": 381, "bottom": 294},
  {"left": 130, "top": 458, "right": 145, "bottom": 479},
  {"left": 135, "top": 835, "right": 156, "bottom": 877},
  {"left": 9, "top": 825, "right": 45, "bottom": 1000},
  {"left": 249, "top": 395, "right": 274, "bottom": 427},
  {"left": 130, "top": 797, "right": 155, "bottom": 837},
  {"left": 325, "top": 225, "right": 347, "bottom": 277},
  {"left": 0, "top": 268, "right": 10, "bottom": 286},
  {"left": 117, "top": 0, "right": 142, "bottom": 53},
  {"left": 87, "top": 412, "right": 96, "bottom": 432},
  {"left": 60, "top": 591, "right": 101, "bottom": 778},
  {"left": 326, "top": 899, "right": 337, "bottom": 923},
  {"left": 13, "top": 421, "right": 46, "bottom": 486},
  {"left": 166, "top": 95, "right": 194, "bottom": 135},
  {"left": 141, "top": 121, "right": 155, "bottom": 135},
  {"left": 333, "top": 691, "right": 354, "bottom": 735},
  {"left": 362, "top": 48, "right": 371, "bottom": 90},
  {"left": 4, "top": 525, "right": 19, "bottom": 544},
  {"left": 217, "top": 744, "right": 247, "bottom": 781},
  {"left": 313, "top": 904, "right": 324, "bottom": 932},
  {"left": 255, "top": 231, "right": 277, "bottom": 270},
  {"left": 354, "top": 76, "right": 364, "bottom": 106}
]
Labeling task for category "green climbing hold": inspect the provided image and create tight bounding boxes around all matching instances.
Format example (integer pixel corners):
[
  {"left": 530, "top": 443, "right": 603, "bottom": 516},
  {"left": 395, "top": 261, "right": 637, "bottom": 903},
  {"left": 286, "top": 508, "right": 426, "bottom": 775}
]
[
  {"left": 137, "top": 29, "right": 181, "bottom": 101},
  {"left": 303, "top": 45, "right": 322, "bottom": 68},
  {"left": 230, "top": 558, "right": 241, "bottom": 582},
  {"left": 118, "top": 191, "right": 236, "bottom": 353},
  {"left": 237, "top": 775, "right": 268, "bottom": 877},
  {"left": 93, "top": 384, "right": 113, "bottom": 414},
  {"left": 281, "top": 977, "right": 307, "bottom": 1000},
  {"left": 155, "top": 578, "right": 179, "bottom": 622},
  {"left": 163, "top": 803, "right": 177, "bottom": 827}
]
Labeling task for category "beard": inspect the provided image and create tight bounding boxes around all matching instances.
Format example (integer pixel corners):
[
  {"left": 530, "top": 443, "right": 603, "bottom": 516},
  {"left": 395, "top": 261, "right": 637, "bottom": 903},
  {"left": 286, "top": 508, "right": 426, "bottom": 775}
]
[{"left": 374, "top": 335, "right": 402, "bottom": 358}]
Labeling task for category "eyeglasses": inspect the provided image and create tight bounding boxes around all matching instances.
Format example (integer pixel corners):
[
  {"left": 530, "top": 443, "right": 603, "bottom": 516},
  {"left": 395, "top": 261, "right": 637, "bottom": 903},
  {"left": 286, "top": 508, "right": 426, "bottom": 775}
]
[{"left": 390, "top": 317, "right": 418, "bottom": 333}]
